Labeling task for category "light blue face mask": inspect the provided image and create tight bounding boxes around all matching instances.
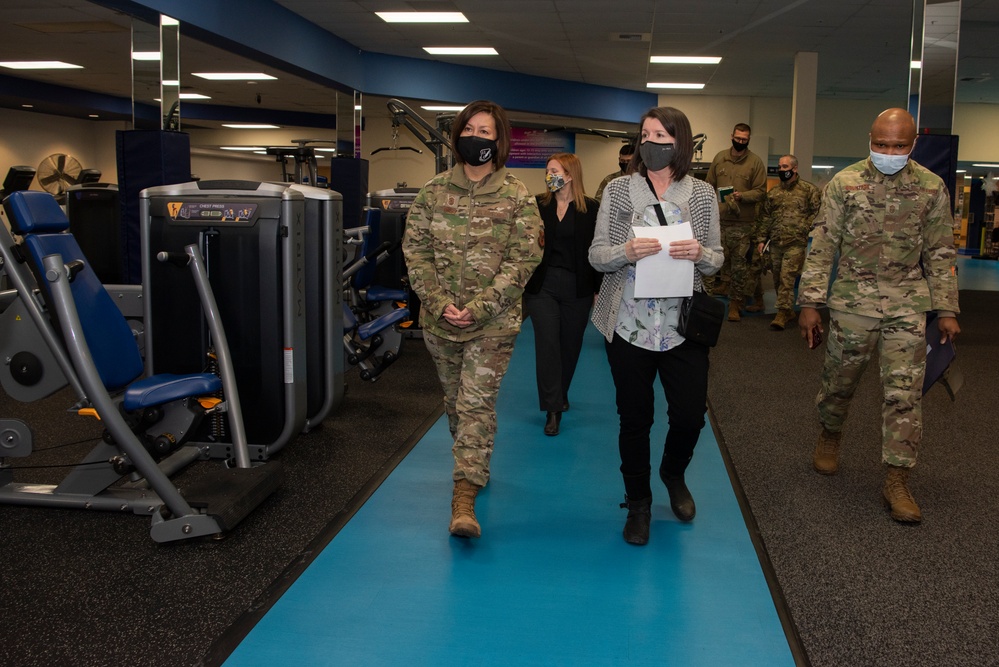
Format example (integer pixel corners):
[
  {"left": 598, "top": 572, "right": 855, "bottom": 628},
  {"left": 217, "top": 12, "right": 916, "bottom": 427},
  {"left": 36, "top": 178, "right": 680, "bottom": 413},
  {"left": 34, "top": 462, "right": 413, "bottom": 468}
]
[{"left": 870, "top": 149, "right": 910, "bottom": 175}]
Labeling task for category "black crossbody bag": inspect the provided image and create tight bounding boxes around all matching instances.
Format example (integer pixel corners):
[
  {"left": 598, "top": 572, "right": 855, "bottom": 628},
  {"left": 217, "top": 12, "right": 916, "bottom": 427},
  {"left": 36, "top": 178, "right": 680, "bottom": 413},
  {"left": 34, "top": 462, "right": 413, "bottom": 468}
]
[{"left": 645, "top": 177, "right": 725, "bottom": 347}]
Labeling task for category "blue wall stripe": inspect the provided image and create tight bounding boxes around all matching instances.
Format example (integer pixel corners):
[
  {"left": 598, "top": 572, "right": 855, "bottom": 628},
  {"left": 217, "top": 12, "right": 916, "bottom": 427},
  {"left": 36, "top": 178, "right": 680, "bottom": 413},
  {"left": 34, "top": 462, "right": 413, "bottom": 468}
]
[
  {"left": 361, "top": 52, "right": 656, "bottom": 122},
  {"left": 94, "top": 0, "right": 657, "bottom": 124}
]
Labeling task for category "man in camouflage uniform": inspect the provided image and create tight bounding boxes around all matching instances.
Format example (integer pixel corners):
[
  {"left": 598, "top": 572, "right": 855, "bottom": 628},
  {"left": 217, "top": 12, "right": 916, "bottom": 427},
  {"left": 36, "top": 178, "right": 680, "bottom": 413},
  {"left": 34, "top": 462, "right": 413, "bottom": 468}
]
[
  {"left": 403, "top": 100, "right": 542, "bottom": 539},
  {"left": 797, "top": 108, "right": 960, "bottom": 524},
  {"left": 595, "top": 143, "right": 635, "bottom": 201},
  {"left": 754, "top": 154, "right": 821, "bottom": 330},
  {"left": 705, "top": 122, "right": 768, "bottom": 321}
]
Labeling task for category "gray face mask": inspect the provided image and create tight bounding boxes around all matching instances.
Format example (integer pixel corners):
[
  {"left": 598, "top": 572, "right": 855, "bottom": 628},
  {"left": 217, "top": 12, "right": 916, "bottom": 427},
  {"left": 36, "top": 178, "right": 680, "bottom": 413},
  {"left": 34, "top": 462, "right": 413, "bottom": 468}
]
[{"left": 640, "top": 141, "right": 676, "bottom": 172}]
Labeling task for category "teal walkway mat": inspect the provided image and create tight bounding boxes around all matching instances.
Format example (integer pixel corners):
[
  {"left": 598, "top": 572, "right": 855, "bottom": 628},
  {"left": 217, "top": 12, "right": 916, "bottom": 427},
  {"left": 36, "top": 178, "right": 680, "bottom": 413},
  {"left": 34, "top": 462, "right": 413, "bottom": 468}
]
[{"left": 225, "top": 321, "right": 795, "bottom": 666}]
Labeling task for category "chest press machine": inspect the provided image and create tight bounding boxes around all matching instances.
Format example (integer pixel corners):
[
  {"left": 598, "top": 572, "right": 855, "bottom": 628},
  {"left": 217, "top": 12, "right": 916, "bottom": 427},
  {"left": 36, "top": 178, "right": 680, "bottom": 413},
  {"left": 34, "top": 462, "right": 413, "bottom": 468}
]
[{"left": 0, "top": 190, "right": 281, "bottom": 543}]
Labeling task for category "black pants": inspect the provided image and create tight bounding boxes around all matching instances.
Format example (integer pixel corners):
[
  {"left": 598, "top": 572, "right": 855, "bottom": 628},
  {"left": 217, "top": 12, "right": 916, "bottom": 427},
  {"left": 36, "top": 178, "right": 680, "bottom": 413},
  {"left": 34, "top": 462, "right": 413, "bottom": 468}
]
[
  {"left": 524, "top": 266, "right": 592, "bottom": 412},
  {"left": 604, "top": 333, "right": 709, "bottom": 498}
]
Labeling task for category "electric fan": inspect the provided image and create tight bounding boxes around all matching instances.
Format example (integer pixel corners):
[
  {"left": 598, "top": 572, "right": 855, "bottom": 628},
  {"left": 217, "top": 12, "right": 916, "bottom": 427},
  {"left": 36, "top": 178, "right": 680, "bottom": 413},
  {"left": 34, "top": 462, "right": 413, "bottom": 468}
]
[{"left": 36, "top": 153, "right": 83, "bottom": 201}]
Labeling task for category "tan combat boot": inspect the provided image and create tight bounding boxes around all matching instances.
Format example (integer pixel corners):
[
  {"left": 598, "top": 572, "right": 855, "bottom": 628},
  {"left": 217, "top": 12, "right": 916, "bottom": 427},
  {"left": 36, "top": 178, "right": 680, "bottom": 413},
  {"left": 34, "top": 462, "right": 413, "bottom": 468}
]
[
  {"left": 770, "top": 308, "right": 797, "bottom": 330},
  {"left": 727, "top": 298, "right": 742, "bottom": 322},
  {"left": 883, "top": 466, "right": 922, "bottom": 523},
  {"left": 449, "top": 479, "right": 482, "bottom": 538},
  {"left": 812, "top": 428, "right": 841, "bottom": 474}
]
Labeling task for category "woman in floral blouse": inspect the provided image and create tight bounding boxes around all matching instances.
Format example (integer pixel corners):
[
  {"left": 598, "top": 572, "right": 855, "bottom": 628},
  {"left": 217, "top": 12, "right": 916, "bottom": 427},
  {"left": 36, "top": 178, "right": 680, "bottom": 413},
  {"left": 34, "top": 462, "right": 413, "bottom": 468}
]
[{"left": 588, "top": 106, "right": 723, "bottom": 546}]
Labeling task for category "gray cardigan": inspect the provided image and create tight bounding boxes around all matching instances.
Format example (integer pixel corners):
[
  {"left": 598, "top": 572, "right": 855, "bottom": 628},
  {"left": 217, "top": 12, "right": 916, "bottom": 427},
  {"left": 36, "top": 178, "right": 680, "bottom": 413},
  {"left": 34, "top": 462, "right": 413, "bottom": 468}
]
[{"left": 588, "top": 173, "right": 723, "bottom": 342}]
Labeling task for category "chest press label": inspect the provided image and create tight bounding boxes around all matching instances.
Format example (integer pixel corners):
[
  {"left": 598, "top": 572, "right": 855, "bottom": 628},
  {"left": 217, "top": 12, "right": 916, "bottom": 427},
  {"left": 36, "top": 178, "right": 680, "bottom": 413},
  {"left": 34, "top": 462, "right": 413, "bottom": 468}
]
[{"left": 167, "top": 201, "right": 258, "bottom": 222}]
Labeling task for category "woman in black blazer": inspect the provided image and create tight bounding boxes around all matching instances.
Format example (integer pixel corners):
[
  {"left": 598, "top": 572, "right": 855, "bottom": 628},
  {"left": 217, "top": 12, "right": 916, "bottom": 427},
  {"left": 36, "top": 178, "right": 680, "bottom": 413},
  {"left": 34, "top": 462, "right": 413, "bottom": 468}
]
[{"left": 524, "top": 152, "right": 602, "bottom": 436}]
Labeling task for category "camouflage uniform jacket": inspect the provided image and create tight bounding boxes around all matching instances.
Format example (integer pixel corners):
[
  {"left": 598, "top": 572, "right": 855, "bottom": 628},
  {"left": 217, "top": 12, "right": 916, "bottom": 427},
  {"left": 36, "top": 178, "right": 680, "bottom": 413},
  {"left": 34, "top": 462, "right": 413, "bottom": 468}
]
[
  {"left": 705, "top": 148, "right": 767, "bottom": 224},
  {"left": 754, "top": 177, "right": 822, "bottom": 248},
  {"left": 403, "top": 166, "right": 543, "bottom": 341},
  {"left": 595, "top": 170, "right": 626, "bottom": 201},
  {"left": 797, "top": 158, "right": 959, "bottom": 319}
]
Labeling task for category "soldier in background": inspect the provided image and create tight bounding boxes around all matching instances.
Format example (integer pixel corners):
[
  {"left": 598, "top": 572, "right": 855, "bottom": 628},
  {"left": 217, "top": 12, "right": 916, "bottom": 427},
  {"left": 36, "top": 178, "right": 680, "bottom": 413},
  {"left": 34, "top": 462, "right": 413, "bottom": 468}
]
[
  {"left": 797, "top": 108, "right": 960, "bottom": 524},
  {"left": 754, "top": 154, "right": 821, "bottom": 330},
  {"left": 595, "top": 142, "right": 635, "bottom": 201},
  {"left": 705, "top": 122, "right": 768, "bottom": 321},
  {"left": 403, "top": 100, "right": 543, "bottom": 539}
]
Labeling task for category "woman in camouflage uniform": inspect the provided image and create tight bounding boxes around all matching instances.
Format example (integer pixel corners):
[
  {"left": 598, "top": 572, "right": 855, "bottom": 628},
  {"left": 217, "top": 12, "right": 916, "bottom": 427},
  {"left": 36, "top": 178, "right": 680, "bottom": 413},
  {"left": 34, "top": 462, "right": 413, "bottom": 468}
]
[{"left": 402, "top": 100, "right": 543, "bottom": 539}]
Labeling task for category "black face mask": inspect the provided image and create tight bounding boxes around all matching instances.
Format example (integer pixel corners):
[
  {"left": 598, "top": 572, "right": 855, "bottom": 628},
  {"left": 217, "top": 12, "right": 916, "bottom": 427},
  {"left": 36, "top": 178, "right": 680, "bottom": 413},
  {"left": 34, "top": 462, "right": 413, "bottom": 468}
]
[
  {"left": 457, "top": 135, "right": 498, "bottom": 167},
  {"left": 732, "top": 139, "right": 749, "bottom": 152},
  {"left": 639, "top": 141, "right": 676, "bottom": 172},
  {"left": 619, "top": 161, "right": 630, "bottom": 172},
  {"left": 778, "top": 169, "right": 795, "bottom": 182}
]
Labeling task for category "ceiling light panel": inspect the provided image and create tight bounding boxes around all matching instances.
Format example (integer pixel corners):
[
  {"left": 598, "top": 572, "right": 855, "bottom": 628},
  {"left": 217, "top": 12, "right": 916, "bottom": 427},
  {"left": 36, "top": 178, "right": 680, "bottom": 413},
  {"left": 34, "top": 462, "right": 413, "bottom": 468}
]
[
  {"left": 423, "top": 47, "right": 498, "bottom": 56},
  {"left": 646, "top": 82, "right": 705, "bottom": 89},
  {"left": 0, "top": 61, "right": 83, "bottom": 70},
  {"left": 650, "top": 56, "right": 722, "bottom": 64},
  {"left": 193, "top": 72, "right": 278, "bottom": 80},
  {"left": 376, "top": 12, "right": 468, "bottom": 23}
]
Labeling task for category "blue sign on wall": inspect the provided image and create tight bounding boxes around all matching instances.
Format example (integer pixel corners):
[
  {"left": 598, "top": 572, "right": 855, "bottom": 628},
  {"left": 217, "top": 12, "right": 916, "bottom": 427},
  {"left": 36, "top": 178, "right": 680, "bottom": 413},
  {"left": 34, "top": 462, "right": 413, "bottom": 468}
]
[{"left": 507, "top": 128, "right": 575, "bottom": 168}]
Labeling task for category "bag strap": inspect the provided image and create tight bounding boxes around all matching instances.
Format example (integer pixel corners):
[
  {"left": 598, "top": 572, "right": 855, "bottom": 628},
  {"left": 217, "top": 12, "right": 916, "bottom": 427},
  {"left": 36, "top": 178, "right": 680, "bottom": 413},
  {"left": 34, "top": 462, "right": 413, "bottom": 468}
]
[{"left": 645, "top": 176, "right": 669, "bottom": 226}]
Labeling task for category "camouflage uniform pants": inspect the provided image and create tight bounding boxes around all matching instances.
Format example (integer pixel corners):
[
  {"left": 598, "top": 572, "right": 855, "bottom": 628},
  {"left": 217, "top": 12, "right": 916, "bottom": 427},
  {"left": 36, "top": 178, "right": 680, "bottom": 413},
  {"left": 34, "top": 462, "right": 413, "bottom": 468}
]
[
  {"left": 716, "top": 222, "right": 754, "bottom": 299},
  {"left": 423, "top": 331, "right": 517, "bottom": 487},
  {"left": 817, "top": 310, "right": 927, "bottom": 467},
  {"left": 746, "top": 247, "right": 766, "bottom": 304},
  {"left": 770, "top": 242, "right": 807, "bottom": 311}
]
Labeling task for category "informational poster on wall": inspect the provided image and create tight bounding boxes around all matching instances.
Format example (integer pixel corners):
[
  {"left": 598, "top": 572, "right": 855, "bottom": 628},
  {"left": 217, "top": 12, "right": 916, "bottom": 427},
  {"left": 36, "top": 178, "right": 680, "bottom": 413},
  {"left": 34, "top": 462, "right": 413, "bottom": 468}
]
[{"left": 507, "top": 128, "right": 575, "bottom": 168}]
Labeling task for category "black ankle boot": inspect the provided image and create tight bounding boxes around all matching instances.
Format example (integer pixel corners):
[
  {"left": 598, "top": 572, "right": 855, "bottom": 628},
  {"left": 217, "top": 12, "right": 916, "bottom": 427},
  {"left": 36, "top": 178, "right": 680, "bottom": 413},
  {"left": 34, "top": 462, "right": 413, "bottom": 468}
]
[
  {"left": 544, "top": 411, "right": 561, "bottom": 436},
  {"left": 620, "top": 496, "right": 652, "bottom": 545},
  {"left": 660, "top": 470, "right": 695, "bottom": 522}
]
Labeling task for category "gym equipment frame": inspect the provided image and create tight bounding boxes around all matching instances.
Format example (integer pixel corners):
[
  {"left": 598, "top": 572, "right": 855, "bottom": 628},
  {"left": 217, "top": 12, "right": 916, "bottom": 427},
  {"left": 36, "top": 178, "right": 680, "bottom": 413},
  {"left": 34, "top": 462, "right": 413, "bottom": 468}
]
[{"left": 0, "top": 191, "right": 280, "bottom": 543}]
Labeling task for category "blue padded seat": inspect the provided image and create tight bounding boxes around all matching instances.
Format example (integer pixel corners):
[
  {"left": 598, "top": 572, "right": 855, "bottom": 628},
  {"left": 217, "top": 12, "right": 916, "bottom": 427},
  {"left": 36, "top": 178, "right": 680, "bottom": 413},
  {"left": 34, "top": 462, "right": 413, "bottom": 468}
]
[
  {"left": 123, "top": 373, "right": 221, "bottom": 412},
  {"left": 357, "top": 307, "right": 410, "bottom": 341}
]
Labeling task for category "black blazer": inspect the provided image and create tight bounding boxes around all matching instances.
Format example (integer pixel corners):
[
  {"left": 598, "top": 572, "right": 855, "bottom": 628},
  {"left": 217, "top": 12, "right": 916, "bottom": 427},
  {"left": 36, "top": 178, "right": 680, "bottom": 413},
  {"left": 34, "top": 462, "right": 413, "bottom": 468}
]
[{"left": 525, "top": 194, "right": 602, "bottom": 297}]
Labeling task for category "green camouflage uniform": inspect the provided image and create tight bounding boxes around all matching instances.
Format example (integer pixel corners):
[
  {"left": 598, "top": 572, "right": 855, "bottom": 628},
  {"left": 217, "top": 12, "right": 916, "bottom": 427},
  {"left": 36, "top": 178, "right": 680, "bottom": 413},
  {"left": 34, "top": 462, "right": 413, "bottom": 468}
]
[
  {"left": 754, "top": 176, "right": 822, "bottom": 310},
  {"left": 403, "top": 165, "right": 543, "bottom": 486},
  {"left": 705, "top": 148, "right": 768, "bottom": 299},
  {"left": 797, "top": 157, "right": 959, "bottom": 467},
  {"left": 595, "top": 170, "right": 625, "bottom": 202}
]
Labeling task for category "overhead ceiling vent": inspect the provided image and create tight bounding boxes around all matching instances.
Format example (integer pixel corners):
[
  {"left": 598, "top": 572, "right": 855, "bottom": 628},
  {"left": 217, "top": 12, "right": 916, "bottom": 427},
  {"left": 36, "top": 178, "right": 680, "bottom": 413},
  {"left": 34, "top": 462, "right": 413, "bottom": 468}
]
[
  {"left": 404, "top": 1, "right": 461, "bottom": 10},
  {"left": 825, "top": 86, "right": 892, "bottom": 95},
  {"left": 612, "top": 33, "right": 651, "bottom": 42},
  {"left": 17, "top": 21, "right": 128, "bottom": 34}
]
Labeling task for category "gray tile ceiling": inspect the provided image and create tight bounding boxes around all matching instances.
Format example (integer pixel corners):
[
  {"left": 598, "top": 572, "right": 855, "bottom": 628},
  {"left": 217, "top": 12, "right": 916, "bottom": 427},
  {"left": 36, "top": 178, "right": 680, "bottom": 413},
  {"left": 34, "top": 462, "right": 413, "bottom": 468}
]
[{"left": 0, "top": 0, "right": 997, "bottom": 127}]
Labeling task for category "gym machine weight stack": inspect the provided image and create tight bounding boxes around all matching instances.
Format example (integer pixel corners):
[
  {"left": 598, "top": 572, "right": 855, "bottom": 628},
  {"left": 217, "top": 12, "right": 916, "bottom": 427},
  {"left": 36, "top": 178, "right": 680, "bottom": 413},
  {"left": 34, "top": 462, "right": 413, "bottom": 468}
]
[{"left": 141, "top": 181, "right": 328, "bottom": 461}]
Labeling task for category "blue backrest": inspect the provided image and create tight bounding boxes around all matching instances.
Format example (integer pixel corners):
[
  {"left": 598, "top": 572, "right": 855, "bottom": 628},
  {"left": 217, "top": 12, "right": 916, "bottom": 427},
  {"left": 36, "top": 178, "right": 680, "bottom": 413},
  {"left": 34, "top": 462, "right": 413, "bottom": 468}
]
[
  {"left": 351, "top": 208, "right": 382, "bottom": 290},
  {"left": 4, "top": 191, "right": 143, "bottom": 391}
]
